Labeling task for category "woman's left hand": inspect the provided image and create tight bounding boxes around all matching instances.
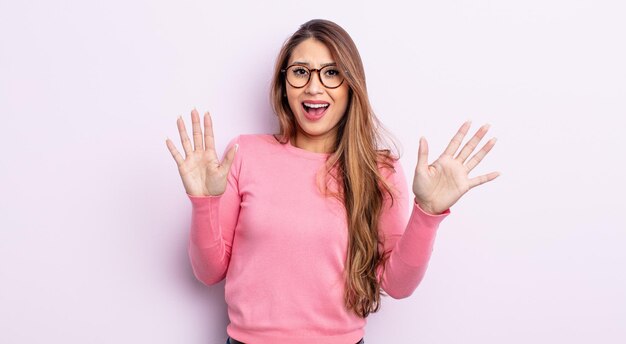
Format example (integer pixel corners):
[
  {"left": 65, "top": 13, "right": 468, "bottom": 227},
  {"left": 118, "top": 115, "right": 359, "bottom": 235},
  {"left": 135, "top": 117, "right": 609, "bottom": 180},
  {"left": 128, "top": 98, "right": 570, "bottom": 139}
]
[{"left": 412, "top": 121, "right": 500, "bottom": 215}]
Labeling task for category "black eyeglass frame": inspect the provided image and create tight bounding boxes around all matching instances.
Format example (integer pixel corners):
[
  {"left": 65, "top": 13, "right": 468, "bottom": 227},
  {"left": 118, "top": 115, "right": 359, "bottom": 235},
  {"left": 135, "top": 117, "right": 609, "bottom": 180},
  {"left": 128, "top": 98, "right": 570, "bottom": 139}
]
[{"left": 281, "top": 64, "right": 347, "bottom": 89}]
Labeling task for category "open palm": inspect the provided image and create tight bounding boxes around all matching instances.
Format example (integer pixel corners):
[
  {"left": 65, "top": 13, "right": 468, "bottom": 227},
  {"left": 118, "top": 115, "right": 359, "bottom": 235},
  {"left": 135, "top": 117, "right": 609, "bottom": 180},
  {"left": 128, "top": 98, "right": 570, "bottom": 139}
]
[
  {"left": 413, "top": 121, "right": 499, "bottom": 215},
  {"left": 165, "top": 109, "right": 237, "bottom": 197}
]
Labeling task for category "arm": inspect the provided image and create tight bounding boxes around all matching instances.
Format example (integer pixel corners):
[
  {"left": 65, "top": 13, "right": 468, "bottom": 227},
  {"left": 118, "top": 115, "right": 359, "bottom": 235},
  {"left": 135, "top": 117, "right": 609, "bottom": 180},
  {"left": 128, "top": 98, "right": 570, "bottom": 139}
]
[
  {"left": 379, "top": 121, "right": 500, "bottom": 298},
  {"left": 378, "top": 158, "right": 450, "bottom": 299},
  {"left": 187, "top": 136, "right": 242, "bottom": 285}
]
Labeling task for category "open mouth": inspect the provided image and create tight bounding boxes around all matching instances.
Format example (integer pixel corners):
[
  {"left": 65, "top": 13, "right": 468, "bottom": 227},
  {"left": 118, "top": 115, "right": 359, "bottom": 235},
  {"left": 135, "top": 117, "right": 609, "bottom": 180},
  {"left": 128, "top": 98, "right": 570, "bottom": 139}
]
[{"left": 302, "top": 102, "right": 330, "bottom": 120}]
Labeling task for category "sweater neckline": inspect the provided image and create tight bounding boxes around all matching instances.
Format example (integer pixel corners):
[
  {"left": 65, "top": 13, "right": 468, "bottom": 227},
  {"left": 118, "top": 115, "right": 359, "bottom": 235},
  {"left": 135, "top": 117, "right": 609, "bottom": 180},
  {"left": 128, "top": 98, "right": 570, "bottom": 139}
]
[{"left": 270, "top": 134, "right": 331, "bottom": 160}]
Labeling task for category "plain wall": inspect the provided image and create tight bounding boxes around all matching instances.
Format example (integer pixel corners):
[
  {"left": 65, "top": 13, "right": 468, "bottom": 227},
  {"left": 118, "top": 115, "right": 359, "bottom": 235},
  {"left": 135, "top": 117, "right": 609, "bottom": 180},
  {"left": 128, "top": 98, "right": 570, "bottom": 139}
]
[{"left": 1, "top": 0, "right": 625, "bottom": 342}]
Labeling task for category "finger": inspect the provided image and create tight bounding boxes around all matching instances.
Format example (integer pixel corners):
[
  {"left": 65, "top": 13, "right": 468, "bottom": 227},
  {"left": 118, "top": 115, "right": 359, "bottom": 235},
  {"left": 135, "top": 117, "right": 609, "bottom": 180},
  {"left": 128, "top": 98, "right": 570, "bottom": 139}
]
[
  {"left": 469, "top": 171, "right": 500, "bottom": 189},
  {"left": 456, "top": 124, "right": 490, "bottom": 163},
  {"left": 220, "top": 143, "right": 239, "bottom": 174},
  {"left": 442, "top": 121, "right": 471, "bottom": 157},
  {"left": 204, "top": 112, "right": 218, "bottom": 160},
  {"left": 165, "top": 137, "right": 184, "bottom": 167},
  {"left": 466, "top": 137, "right": 497, "bottom": 172},
  {"left": 177, "top": 116, "right": 193, "bottom": 156},
  {"left": 416, "top": 136, "right": 429, "bottom": 173},
  {"left": 191, "top": 109, "right": 204, "bottom": 151}
]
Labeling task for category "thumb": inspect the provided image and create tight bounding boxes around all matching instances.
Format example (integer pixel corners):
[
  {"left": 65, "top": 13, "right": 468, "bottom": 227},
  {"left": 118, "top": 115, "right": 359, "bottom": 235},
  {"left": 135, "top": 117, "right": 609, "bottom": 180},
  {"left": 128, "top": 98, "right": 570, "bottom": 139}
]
[
  {"left": 416, "top": 136, "right": 429, "bottom": 173},
  {"left": 220, "top": 143, "right": 238, "bottom": 173}
]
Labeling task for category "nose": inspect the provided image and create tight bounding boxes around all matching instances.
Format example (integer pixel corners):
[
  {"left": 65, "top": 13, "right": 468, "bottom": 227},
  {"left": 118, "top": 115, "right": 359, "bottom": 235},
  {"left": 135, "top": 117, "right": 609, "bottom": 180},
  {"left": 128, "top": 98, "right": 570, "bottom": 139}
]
[{"left": 305, "top": 70, "right": 324, "bottom": 95}]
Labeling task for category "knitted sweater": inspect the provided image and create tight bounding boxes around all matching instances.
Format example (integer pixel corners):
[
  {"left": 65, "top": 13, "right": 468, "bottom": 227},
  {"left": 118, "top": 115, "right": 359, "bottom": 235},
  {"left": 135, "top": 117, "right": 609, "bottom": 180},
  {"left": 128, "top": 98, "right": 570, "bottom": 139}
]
[{"left": 187, "top": 134, "right": 450, "bottom": 344}]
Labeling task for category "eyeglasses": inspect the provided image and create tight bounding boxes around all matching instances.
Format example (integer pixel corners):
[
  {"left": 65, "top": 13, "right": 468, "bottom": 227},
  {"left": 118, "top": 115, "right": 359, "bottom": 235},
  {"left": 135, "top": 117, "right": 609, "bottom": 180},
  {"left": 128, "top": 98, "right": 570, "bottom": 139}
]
[{"left": 281, "top": 64, "right": 345, "bottom": 89}]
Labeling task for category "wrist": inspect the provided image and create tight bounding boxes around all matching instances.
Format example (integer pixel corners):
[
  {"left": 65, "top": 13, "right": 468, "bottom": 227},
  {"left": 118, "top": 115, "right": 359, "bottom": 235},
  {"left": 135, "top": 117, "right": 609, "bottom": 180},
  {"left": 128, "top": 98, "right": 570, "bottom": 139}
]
[{"left": 414, "top": 197, "right": 437, "bottom": 215}]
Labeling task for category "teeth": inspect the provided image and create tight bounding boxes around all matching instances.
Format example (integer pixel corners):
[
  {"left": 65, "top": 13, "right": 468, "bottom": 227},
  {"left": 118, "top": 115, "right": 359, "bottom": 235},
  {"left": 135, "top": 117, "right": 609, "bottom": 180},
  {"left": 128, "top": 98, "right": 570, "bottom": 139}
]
[{"left": 304, "top": 103, "right": 329, "bottom": 109}]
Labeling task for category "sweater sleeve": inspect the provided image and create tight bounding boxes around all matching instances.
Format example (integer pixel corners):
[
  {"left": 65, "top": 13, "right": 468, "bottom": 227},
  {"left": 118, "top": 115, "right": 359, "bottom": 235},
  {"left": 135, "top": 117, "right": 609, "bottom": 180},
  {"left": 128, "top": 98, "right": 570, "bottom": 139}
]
[
  {"left": 377, "top": 158, "right": 450, "bottom": 299},
  {"left": 187, "top": 136, "right": 242, "bottom": 286}
]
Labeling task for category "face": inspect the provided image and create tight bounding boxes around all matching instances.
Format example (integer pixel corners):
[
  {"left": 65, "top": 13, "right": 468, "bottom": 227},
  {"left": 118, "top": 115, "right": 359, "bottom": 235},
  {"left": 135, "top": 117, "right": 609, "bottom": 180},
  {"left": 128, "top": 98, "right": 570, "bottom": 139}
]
[{"left": 285, "top": 38, "right": 350, "bottom": 152}]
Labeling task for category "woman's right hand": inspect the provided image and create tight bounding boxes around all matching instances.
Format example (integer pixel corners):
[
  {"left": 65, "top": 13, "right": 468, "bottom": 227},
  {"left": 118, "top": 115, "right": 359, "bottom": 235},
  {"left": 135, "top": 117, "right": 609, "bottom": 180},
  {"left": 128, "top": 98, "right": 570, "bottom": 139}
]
[{"left": 165, "top": 109, "right": 238, "bottom": 197}]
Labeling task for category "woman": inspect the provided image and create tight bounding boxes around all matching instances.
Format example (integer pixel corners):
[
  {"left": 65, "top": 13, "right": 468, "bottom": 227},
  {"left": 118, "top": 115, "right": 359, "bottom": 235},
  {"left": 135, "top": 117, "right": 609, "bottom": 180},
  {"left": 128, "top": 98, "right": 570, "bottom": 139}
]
[{"left": 166, "top": 19, "right": 498, "bottom": 344}]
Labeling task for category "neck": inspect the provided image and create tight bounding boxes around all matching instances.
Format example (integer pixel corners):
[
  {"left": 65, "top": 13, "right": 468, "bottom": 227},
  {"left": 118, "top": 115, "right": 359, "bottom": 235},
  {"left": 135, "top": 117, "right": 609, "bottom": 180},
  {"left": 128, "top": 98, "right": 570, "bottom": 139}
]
[{"left": 293, "top": 130, "right": 337, "bottom": 154}]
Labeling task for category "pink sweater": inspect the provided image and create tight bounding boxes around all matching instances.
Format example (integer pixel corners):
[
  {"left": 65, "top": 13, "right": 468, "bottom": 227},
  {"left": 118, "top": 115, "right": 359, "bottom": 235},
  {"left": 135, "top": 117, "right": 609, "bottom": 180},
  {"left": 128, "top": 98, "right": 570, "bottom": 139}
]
[{"left": 187, "top": 134, "right": 450, "bottom": 344}]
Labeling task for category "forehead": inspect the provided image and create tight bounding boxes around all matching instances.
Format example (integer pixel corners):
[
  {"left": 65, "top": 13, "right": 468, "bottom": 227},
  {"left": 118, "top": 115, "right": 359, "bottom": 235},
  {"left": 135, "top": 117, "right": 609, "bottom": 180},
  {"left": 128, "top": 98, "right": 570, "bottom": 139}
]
[{"left": 288, "top": 38, "right": 336, "bottom": 66}]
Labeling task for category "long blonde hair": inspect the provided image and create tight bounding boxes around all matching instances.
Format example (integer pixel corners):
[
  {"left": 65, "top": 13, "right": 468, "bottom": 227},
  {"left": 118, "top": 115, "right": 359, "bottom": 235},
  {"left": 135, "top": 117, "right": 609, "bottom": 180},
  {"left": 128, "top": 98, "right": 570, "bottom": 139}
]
[{"left": 270, "top": 19, "right": 400, "bottom": 318}]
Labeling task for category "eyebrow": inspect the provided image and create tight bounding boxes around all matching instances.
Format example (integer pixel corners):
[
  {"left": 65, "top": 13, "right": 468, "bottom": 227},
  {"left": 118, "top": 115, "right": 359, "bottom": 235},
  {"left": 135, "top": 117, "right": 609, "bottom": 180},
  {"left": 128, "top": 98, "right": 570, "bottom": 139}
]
[{"left": 291, "top": 61, "right": 337, "bottom": 67}]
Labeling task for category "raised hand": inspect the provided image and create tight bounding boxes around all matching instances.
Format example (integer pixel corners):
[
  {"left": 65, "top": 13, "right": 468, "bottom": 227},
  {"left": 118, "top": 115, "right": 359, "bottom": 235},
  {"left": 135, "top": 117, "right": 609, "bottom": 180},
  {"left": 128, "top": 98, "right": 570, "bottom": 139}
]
[
  {"left": 165, "top": 109, "right": 238, "bottom": 197},
  {"left": 412, "top": 121, "right": 499, "bottom": 215}
]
